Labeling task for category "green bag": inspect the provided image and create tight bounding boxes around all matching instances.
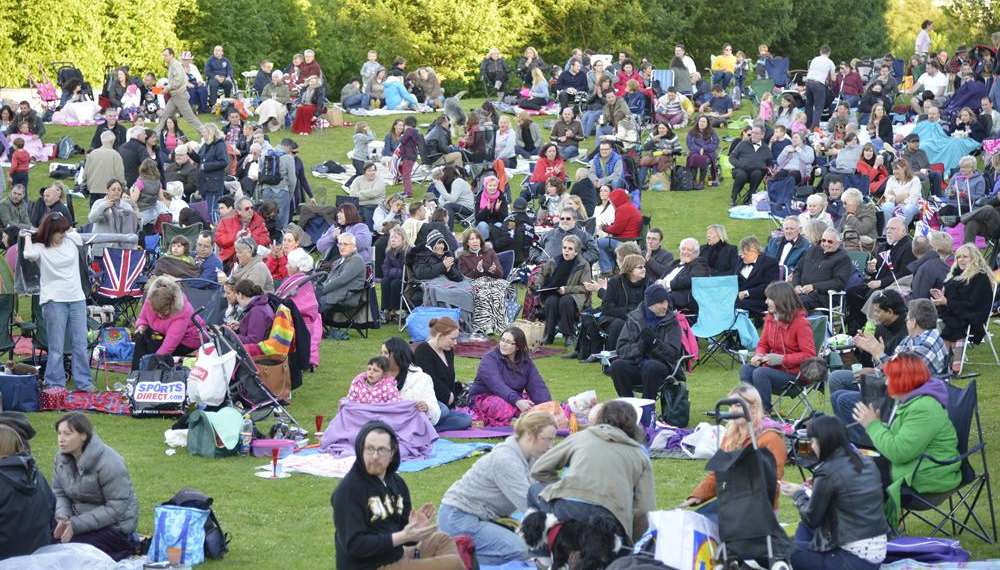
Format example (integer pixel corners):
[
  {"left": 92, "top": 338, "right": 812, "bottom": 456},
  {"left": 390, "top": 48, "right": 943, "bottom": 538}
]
[
  {"left": 658, "top": 381, "right": 690, "bottom": 428},
  {"left": 187, "top": 408, "right": 243, "bottom": 458}
]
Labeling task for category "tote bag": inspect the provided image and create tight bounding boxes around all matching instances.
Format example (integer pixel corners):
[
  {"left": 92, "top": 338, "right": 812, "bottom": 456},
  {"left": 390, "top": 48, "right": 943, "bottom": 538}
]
[
  {"left": 187, "top": 343, "right": 236, "bottom": 407},
  {"left": 149, "top": 504, "right": 210, "bottom": 566},
  {"left": 645, "top": 509, "right": 719, "bottom": 570}
]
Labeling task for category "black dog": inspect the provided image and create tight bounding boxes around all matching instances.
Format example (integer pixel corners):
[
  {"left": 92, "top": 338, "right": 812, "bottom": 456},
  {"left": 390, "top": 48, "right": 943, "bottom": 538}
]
[{"left": 520, "top": 510, "right": 623, "bottom": 569}]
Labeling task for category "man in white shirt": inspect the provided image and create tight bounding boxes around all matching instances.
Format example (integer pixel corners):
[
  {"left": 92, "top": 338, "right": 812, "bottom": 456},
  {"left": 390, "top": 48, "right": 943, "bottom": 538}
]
[
  {"left": 674, "top": 44, "right": 697, "bottom": 76},
  {"left": 909, "top": 61, "right": 949, "bottom": 113},
  {"left": 805, "top": 45, "right": 836, "bottom": 130}
]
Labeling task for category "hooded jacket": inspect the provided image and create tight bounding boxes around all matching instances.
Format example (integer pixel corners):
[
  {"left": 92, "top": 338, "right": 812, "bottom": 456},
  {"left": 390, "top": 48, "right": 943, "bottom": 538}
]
[
  {"left": 615, "top": 306, "right": 683, "bottom": 368},
  {"left": 332, "top": 422, "right": 411, "bottom": 570},
  {"left": 411, "top": 231, "right": 464, "bottom": 282},
  {"left": 531, "top": 424, "right": 656, "bottom": 539},
  {"left": 238, "top": 294, "right": 275, "bottom": 345},
  {"left": 907, "top": 252, "right": 949, "bottom": 301},
  {"left": 754, "top": 310, "right": 816, "bottom": 375},
  {"left": 0, "top": 453, "right": 55, "bottom": 560},
  {"left": 603, "top": 189, "right": 641, "bottom": 239},
  {"left": 52, "top": 434, "right": 139, "bottom": 536}
]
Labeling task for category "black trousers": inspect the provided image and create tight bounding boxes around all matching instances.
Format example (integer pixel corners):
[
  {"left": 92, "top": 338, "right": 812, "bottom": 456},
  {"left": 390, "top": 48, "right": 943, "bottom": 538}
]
[
  {"left": 731, "top": 167, "right": 765, "bottom": 204},
  {"left": 806, "top": 80, "right": 827, "bottom": 130},
  {"left": 610, "top": 358, "right": 672, "bottom": 400},
  {"left": 542, "top": 295, "right": 577, "bottom": 341},
  {"left": 382, "top": 277, "right": 403, "bottom": 311},
  {"left": 602, "top": 316, "right": 627, "bottom": 349}
]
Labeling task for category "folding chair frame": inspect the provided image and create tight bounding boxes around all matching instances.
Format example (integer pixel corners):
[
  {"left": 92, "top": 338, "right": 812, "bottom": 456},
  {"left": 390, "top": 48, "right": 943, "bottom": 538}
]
[
  {"left": 773, "top": 316, "right": 829, "bottom": 424},
  {"left": 956, "top": 283, "right": 1000, "bottom": 378}
]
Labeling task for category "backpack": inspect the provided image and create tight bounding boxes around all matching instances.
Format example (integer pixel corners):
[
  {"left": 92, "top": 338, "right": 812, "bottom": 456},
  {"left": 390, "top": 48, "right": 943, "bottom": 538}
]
[
  {"left": 670, "top": 166, "right": 697, "bottom": 191},
  {"left": 658, "top": 380, "right": 690, "bottom": 427},
  {"left": 57, "top": 136, "right": 78, "bottom": 159},
  {"left": 258, "top": 151, "right": 283, "bottom": 185},
  {"left": 162, "top": 488, "right": 231, "bottom": 560}
]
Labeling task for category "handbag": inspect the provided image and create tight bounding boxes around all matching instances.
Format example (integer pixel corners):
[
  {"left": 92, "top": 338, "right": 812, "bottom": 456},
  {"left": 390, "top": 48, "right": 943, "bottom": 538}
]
[
  {"left": 253, "top": 355, "right": 291, "bottom": 403},
  {"left": 149, "top": 504, "right": 210, "bottom": 566},
  {"left": 513, "top": 318, "right": 545, "bottom": 351},
  {"left": 0, "top": 373, "right": 41, "bottom": 412},
  {"left": 126, "top": 367, "right": 189, "bottom": 417},
  {"left": 187, "top": 343, "right": 237, "bottom": 407},
  {"left": 670, "top": 166, "right": 697, "bottom": 191},
  {"left": 680, "top": 422, "right": 724, "bottom": 459}
]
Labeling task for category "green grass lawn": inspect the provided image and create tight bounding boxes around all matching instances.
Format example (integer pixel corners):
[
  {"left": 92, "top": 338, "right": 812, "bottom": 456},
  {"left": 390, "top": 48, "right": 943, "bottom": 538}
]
[{"left": 21, "top": 101, "right": 1000, "bottom": 566}]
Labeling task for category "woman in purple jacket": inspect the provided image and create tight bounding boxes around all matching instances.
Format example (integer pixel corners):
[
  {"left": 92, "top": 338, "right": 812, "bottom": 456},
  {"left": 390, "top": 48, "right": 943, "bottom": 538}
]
[
  {"left": 232, "top": 279, "right": 274, "bottom": 345},
  {"left": 469, "top": 327, "right": 553, "bottom": 426},
  {"left": 686, "top": 114, "right": 720, "bottom": 187}
]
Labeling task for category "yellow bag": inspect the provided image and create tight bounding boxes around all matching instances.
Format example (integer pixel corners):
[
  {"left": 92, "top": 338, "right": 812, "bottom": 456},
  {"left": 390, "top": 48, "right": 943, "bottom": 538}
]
[{"left": 528, "top": 401, "right": 568, "bottom": 429}]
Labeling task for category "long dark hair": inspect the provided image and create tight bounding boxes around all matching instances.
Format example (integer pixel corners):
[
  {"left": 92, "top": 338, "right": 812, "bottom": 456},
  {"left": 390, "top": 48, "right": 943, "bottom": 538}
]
[
  {"left": 764, "top": 281, "right": 804, "bottom": 323},
  {"left": 807, "top": 415, "right": 864, "bottom": 473},
  {"left": 501, "top": 326, "right": 529, "bottom": 362},
  {"left": 383, "top": 337, "right": 414, "bottom": 390},
  {"left": 338, "top": 202, "right": 363, "bottom": 226},
  {"left": 691, "top": 114, "right": 715, "bottom": 140},
  {"left": 36, "top": 211, "right": 71, "bottom": 247}
]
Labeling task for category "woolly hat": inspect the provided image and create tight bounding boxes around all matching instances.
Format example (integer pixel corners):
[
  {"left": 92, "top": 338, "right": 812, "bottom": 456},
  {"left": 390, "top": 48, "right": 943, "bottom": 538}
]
[{"left": 644, "top": 283, "right": 670, "bottom": 307}]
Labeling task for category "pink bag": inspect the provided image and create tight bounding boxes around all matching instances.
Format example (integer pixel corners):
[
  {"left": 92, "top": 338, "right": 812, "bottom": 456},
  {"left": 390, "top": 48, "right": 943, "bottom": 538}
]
[
  {"left": 471, "top": 395, "right": 518, "bottom": 427},
  {"left": 945, "top": 224, "right": 987, "bottom": 250}
]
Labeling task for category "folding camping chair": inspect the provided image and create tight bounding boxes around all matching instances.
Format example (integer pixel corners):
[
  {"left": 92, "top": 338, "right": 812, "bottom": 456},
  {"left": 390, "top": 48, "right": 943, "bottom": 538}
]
[
  {"left": 767, "top": 176, "right": 799, "bottom": 227},
  {"left": 161, "top": 222, "right": 203, "bottom": 251},
  {"left": 326, "top": 264, "right": 376, "bottom": 338},
  {"left": 94, "top": 248, "right": 146, "bottom": 325},
  {"left": 772, "top": 315, "right": 829, "bottom": 423},
  {"left": 0, "top": 294, "right": 18, "bottom": 359},
  {"left": 690, "top": 276, "right": 743, "bottom": 369},
  {"left": 899, "top": 380, "right": 997, "bottom": 544},
  {"left": 955, "top": 282, "right": 1000, "bottom": 378},
  {"left": 816, "top": 289, "right": 848, "bottom": 336}
]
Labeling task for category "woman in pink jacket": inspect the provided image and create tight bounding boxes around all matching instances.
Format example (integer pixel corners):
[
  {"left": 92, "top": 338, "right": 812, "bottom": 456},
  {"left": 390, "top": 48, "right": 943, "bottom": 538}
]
[
  {"left": 132, "top": 276, "right": 204, "bottom": 369},
  {"left": 275, "top": 248, "right": 321, "bottom": 368}
]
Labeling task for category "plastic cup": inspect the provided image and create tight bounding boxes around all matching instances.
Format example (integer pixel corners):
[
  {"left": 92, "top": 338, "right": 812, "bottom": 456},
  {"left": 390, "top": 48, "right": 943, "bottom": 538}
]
[
  {"left": 271, "top": 447, "right": 280, "bottom": 478},
  {"left": 315, "top": 415, "right": 324, "bottom": 433}
]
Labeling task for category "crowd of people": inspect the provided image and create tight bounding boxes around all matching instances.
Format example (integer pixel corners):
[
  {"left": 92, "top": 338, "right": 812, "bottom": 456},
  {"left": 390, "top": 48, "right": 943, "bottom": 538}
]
[{"left": 0, "top": 23, "right": 998, "bottom": 568}]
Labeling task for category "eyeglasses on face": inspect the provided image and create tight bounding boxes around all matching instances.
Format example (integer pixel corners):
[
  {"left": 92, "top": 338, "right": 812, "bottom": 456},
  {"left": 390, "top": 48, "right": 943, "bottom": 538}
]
[
  {"left": 820, "top": 238, "right": 836, "bottom": 244},
  {"left": 363, "top": 446, "right": 392, "bottom": 457}
]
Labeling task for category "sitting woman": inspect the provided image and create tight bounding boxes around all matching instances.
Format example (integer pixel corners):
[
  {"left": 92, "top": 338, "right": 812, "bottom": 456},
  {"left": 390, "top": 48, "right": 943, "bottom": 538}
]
[
  {"left": 223, "top": 237, "right": 275, "bottom": 293},
  {"left": 639, "top": 121, "right": 681, "bottom": 180},
  {"left": 52, "top": 412, "right": 139, "bottom": 561},
  {"left": 538, "top": 177, "right": 568, "bottom": 222},
  {"left": 856, "top": 143, "right": 889, "bottom": 197},
  {"left": 686, "top": 115, "right": 719, "bottom": 187},
  {"left": 382, "top": 337, "right": 440, "bottom": 426},
  {"left": 152, "top": 235, "right": 200, "bottom": 278},
  {"left": 439, "top": 412, "right": 558, "bottom": 566},
  {"left": 951, "top": 106, "right": 989, "bottom": 142},
  {"left": 474, "top": 176, "right": 509, "bottom": 241},
  {"left": 316, "top": 202, "right": 373, "bottom": 264},
  {"left": 839, "top": 187, "right": 879, "bottom": 244},
  {"left": 494, "top": 116, "right": 517, "bottom": 168},
  {"left": 881, "top": 160, "right": 922, "bottom": 227},
  {"left": 780, "top": 416, "right": 889, "bottom": 570},
  {"left": 231, "top": 279, "right": 274, "bottom": 345},
  {"left": 942, "top": 155, "right": 986, "bottom": 209},
  {"left": 738, "top": 282, "right": 816, "bottom": 413},
  {"left": 412, "top": 317, "right": 474, "bottom": 431},
  {"left": 700, "top": 224, "right": 740, "bottom": 276},
  {"left": 798, "top": 193, "right": 834, "bottom": 230},
  {"left": 526, "top": 143, "right": 565, "bottom": 200},
  {"left": 593, "top": 184, "right": 616, "bottom": 237},
  {"left": 346, "top": 356, "right": 400, "bottom": 404},
  {"left": 346, "top": 162, "right": 387, "bottom": 225},
  {"left": 518, "top": 67, "right": 550, "bottom": 111},
  {"left": 851, "top": 353, "right": 960, "bottom": 529},
  {"left": 599, "top": 253, "right": 647, "bottom": 349},
  {"left": 383, "top": 75, "right": 419, "bottom": 111},
  {"left": 411, "top": 229, "right": 464, "bottom": 283},
  {"left": 132, "top": 275, "right": 204, "bottom": 369},
  {"left": 276, "top": 248, "right": 321, "bottom": 369},
  {"left": 536, "top": 235, "right": 593, "bottom": 346},
  {"left": 469, "top": 327, "right": 553, "bottom": 426},
  {"left": 529, "top": 400, "right": 655, "bottom": 543},
  {"left": 596, "top": 188, "right": 642, "bottom": 275},
  {"left": 681, "top": 384, "right": 786, "bottom": 514},
  {"left": 931, "top": 244, "right": 995, "bottom": 373},
  {"left": 0, "top": 423, "right": 55, "bottom": 561},
  {"left": 291, "top": 76, "right": 325, "bottom": 135},
  {"left": 380, "top": 226, "right": 408, "bottom": 322},
  {"left": 458, "top": 229, "right": 510, "bottom": 335}
]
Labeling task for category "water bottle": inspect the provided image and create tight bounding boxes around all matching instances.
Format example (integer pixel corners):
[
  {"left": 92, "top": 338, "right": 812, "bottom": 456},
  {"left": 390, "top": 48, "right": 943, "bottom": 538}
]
[{"left": 239, "top": 415, "right": 254, "bottom": 456}]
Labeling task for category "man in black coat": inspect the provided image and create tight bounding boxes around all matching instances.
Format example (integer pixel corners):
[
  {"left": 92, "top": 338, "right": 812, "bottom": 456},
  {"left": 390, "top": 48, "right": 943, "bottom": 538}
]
[
  {"left": 792, "top": 228, "right": 854, "bottom": 311},
  {"left": 117, "top": 127, "right": 148, "bottom": 187},
  {"left": 644, "top": 228, "right": 674, "bottom": 282},
  {"left": 661, "top": 237, "right": 710, "bottom": 318},
  {"left": 736, "top": 236, "right": 780, "bottom": 315},
  {"left": 865, "top": 217, "right": 917, "bottom": 290},
  {"left": 610, "top": 284, "right": 684, "bottom": 400},
  {"left": 729, "top": 125, "right": 772, "bottom": 206},
  {"left": 89, "top": 108, "right": 127, "bottom": 150}
]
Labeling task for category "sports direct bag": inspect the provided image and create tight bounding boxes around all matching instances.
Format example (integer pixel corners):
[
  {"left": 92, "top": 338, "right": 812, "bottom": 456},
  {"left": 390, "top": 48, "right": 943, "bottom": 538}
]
[
  {"left": 150, "top": 504, "right": 210, "bottom": 566},
  {"left": 126, "top": 367, "right": 189, "bottom": 417},
  {"left": 187, "top": 343, "right": 236, "bottom": 407}
]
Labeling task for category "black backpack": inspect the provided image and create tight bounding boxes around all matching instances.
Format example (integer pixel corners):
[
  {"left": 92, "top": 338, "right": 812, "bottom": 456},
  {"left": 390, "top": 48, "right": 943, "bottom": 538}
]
[
  {"left": 259, "top": 151, "right": 283, "bottom": 185},
  {"left": 658, "top": 380, "right": 690, "bottom": 428},
  {"left": 670, "top": 166, "right": 697, "bottom": 191},
  {"left": 163, "top": 488, "right": 230, "bottom": 560}
]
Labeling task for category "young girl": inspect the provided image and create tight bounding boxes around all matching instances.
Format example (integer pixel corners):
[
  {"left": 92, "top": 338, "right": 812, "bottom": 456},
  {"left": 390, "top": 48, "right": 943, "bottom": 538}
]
[
  {"left": 540, "top": 178, "right": 566, "bottom": 220},
  {"left": 347, "top": 356, "right": 400, "bottom": 404},
  {"left": 757, "top": 91, "right": 774, "bottom": 123},
  {"left": 347, "top": 122, "right": 374, "bottom": 187},
  {"left": 8, "top": 138, "right": 30, "bottom": 188},
  {"left": 790, "top": 110, "right": 809, "bottom": 135}
]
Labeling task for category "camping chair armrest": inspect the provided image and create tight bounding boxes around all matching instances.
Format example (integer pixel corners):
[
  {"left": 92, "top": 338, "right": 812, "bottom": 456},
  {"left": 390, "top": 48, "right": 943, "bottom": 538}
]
[
  {"left": 908, "top": 444, "right": 982, "bottom": 489},
  {"left": 667, "top": 354, "right": 695, "bottom": 381}
]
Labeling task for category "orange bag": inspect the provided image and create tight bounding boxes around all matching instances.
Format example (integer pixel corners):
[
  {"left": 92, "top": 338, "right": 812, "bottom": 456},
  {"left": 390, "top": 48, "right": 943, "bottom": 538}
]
[{"left": 527, "top": 401, "right": 568, "bottom": 429}]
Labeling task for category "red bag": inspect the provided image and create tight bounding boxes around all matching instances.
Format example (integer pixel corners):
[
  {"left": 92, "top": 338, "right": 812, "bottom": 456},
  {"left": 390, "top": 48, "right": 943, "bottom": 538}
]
[
  {"left": 453, "top": 535, "right": 478, "bottom": 570},
  {"left": 49, "top": 390, "right": 131, "bottom": 415}
]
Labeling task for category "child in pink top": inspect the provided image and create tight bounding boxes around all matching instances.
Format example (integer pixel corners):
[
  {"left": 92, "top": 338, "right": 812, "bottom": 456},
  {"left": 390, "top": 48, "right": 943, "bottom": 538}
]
[
  {"left": 757, "top": 92, "right": 774, "bottom": 123},
  {"left": 346, "top": 356, "right": 399, "bottom": 404}
]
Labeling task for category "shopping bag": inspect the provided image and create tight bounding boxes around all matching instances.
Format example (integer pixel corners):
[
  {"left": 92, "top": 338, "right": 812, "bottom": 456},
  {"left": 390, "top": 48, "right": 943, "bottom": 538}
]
[
  {"left": 680, "top": 422, "right": 724, "bottom": 459},
  {"left": 149, "top": 504, "right": 210, "bottom": 566},
  {"left": 644, "top": 509, "right": 719, "bottom": 570},
  {"left": 187, "top": 343, "right": 236, "bottom": 407}
]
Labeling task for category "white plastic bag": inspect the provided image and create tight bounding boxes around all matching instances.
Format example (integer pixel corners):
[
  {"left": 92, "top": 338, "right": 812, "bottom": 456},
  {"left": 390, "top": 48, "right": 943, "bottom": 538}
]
[
  {"left": 645, "top": 509, "right": 719, "bottom": 570},
  {"left": 680, "top": 422, "right": 724, "bottom": 459},
  {"left": 186, "top": 343, "right": 236, "bottom": 406}
]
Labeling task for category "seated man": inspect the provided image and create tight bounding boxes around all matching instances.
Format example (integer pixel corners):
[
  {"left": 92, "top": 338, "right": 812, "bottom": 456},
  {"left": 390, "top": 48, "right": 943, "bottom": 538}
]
[
  {"left": 534, "top": 208, "right": 599, "bottom": 266},
  {"left": 610, "top": 284, "right": 684, "bottom": 400},
  {"left": 699, "top": 84, "right": 734, "bottom": 127},
  {"left": 899, "top": 134, "right": 943, "bottom": 196},
  {"left": 791, "top": 228, "right": 853, "bottom": 311},
  {"left": 332, "top": 421, "right": 464, "bottom": 570},
  {"left": 12, "top": 101, "right": 44, "bottom": 136},
  {"left": 657, "top": 237, "right": 710, "bottom": 317},
  {"left": 865, "top": 217, "right": 916, "bottom": 292},
  {"left": 710, "top": 44, "right": 737, "bottom": 89},
  {"left": 480, "top": 48, "right": 510, "bottom": 96},
  {"left": 829, "top": 289, "right": 909, "bottom": 393},
  {"left": 204, "top": 45, "right": 235, "bottom": 108},
  {"left": 729, "top": 126, "right": 771, "bottom": 206},
  {"left": 765, "top": 216, "right": 810, "bottom": 274},
  {"left": 180, "top": 51, "right": 210, "bottom": 114},
  {"left": 736, "top": 236, "right": 779, "bottom": 315},
  {"left": 555, "top": 59, "right": 589, "bottom": 109},
  {"left": 90, "top": 107, "right": 127, "bottom": 150},
  {"left": 588, "top": 141, "right": 624, "bottom": 189}
]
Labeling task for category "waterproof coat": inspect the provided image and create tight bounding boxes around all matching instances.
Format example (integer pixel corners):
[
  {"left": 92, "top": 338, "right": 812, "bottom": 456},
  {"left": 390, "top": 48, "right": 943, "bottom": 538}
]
[{"left": 52, "top": 434, "right": 139, "bottom": 535}]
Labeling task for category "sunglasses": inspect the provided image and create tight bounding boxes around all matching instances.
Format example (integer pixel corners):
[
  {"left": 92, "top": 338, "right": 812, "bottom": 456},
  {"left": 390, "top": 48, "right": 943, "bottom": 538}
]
[{"left": 241, "top": 206, "right": 253, "bottom": 212}]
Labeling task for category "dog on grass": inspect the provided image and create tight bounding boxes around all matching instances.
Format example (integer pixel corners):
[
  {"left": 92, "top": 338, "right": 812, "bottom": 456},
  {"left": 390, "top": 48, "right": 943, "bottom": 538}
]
[
  {"left": 443, "top": 90, "right": 467, "bottom": 128},
  {"left": 520, "top": 509, "right": 623, "bottom": 569}
]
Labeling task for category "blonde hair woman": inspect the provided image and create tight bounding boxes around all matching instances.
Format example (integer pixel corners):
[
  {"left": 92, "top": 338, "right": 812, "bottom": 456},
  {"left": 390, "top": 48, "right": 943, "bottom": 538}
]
[
  {"left": 682, "top": 384, "right": 787, "bottom": 509},
  {"left": 799, "top": 193, "right": 833, "bottom": 229},
  {"left": 930, "top": 244, "right": 996, "bottom": 372}
]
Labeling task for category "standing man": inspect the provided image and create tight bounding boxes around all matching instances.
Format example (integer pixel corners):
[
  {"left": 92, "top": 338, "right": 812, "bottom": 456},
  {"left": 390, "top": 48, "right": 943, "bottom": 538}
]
[
  {"left": 156, "top": 48, "right": 204, "bottom": 135},
  {"left": 85, "top": 131, "right": 125, "bottom": 206},
  {"left": 257, "top": 139, "right": 297, "bottom": 229},
  {"left": 805, "top": 45, "right": 836, "bottom": 130},
  {"left": 204, "top": 45, "right": 235, "bottom": 108}
]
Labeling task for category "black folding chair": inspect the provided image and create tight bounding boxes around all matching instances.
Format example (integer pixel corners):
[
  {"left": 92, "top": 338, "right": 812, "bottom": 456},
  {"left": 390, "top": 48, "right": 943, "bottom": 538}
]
[
  {"left": 325, "top": 264, "right": 376, "bottom": 339},
  {"left": 899, "top": 380, "right": 997, "bottom": 544}
]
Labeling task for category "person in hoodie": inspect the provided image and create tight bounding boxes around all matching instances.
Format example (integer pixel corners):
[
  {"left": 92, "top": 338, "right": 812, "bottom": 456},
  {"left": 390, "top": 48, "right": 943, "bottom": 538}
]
[
  {"left": 529, "top": 400, "right": 656, "bottom": 542},
  {"left": 52, "top": 412, "right": 139, "bottom": 561},
  {"left": 439, "top": 412, "right": 558, "bottom": 565},
  {"left": 332, "top": 421, "right": 464, "bottom": 570},
  {"left": 851, "top": 353, "right": 960, "bottom": 529},
  {"left": 739, "top": 282, "right": 816, "bottom": 413},
  {"left": 0, "top": 423, "right": 55, "bottom": 561},
  {"left": 610, "top": 283, "right": 683, "bottom": 400},
  {"left": 596, "top": 188, "right": 642, "bottom": 274},
  {"left": 468, "top": 326, "right": 553, "bottom": 426},
  {"left": 232, "top": 279, "right": 273, "bottom": 345}
]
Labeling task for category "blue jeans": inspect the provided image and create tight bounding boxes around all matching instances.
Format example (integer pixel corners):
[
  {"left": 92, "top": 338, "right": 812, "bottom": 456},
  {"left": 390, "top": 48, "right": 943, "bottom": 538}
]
[
  {"left": 712, "top": 71, "right": 734, "bottom": 90},
  {"left": 581, "top": 110, "right": 603, "bottom": 137},
  {"left": 831, "top": 389, "right": 872, "bottom": 447},
  {"left": 203, "top": 192, "right": 220, "bottom": 224},
  {"left": 342, "top": 93, "right": 370, "bottom": 110},
  {"left": 187, "top": 85, "right": 210, "bottom": 113},
  {"left": 436, "top": 402, "right": 473, "bottom": 431},
  {"left": 438, "top": 504, "right": 528, "bottom": 566},
  {"left": 260, "top": 186, "right": 291, "bottom": 229},
  {"left": 558, "top": 145, "right": 579, "bottom": 160},
  {"left": 596, "top": 237, "right": 623, "bottom": 273},
  {"left": 828, "top": 369, "right": 858, "bottom": 393},
  {"left": 596, "top": 124, "right": 615, "bottom": 137},
  {"left": 42, "top": 300, "right": 92, "bottom": 390},
  {"left": 792, "top": 524, "right": 880, "bottom": 570},
  {"left": 739, "top": 363, "right": 796, "bottom": 412},
  {"left": 513, "top": 145, "right": 534, "bottom": 159},
  {"left": 842, "top": 95, "right": 860, "bottom": 108},
  {"left": 881, "top": 201, "right": 920, "bottom": 228}
]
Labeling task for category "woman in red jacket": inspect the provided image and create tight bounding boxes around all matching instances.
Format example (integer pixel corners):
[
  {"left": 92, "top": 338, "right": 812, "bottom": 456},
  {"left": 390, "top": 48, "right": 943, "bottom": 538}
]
[
  {"left": 855, "top": 143, "right": 889, "bottom": 198},
  {"left": 596, "top": 188, "right": 642, "bottom": 274},
  {"left": 526, "top": 143, "right": 565, "bottom": 201},
  {"left": 738, "top": 281, "right": 816, "bottom": 412}
]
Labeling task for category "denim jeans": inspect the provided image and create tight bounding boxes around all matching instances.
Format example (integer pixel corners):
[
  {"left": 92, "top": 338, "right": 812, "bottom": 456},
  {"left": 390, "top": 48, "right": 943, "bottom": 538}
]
[
  {"left": 596, "top": 236, "right": 623, "bottom": 273},
  {"left": 42, "top": 300, "right": 92, "bottom": 390},
  {"left": 342, "top": 93, "right": 370, "bottom": 110},
  {"left": 438, "top": 504, "right": 528, "bottom": 566},
  {"left": 581, "top": 110, "right": 603, "bottom": 137},
  {"left": 260, "top": 186, "right": 291, "bottom": 228},
  {"left": 828, "top": 369, "right": 859, "bottom": 393},
  {"left": 738, "top": 363, "right": 796, "bottom": 412},
  {"left": 436, "top": 402, "right": 473, "bottom": 431},
  {"left": 831, "top": 389, "right": 872, "bottom": 447},
  {"left": 881, "top": 201, "right": 920, "bottom": 228},
  {"left": 792, "top": 524, "right": 880, "bottom": 570},
  {"left": 712, "top": 71, "right": 734, "bottom": 90},
  {"left": 203, "top": 192, "right": 220, "bottom": 224},
  {"left": 558, "top": 145, "right": 579, "bottom": 160}
]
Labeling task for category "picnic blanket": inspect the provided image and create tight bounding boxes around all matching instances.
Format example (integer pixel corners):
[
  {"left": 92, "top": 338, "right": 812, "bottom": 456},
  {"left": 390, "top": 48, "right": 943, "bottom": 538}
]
[
  {"left": 262, "top": 439, "right": 493, "bottom": 478},
  {"left": 493, "top": 102, "right": 561, "bottom": 117},
  {"left": 911, "top": 120, "right": 981, "bottom": 173},
  {"left": 348, "top": 107, "right": 435, "bottom": 116},
  {"left": 437, "top": 426, "right": 570, "bottom": 439},
  {"left": 320, "top": 399, "right": 437, "bottom": 460},
  {"left": 453, "top": 339, "right": 565, "bottom": 359}
]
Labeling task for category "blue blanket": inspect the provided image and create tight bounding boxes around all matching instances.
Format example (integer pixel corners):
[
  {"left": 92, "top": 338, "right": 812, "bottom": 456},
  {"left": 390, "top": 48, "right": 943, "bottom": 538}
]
[
  {"left": 398, "top": 439, "right": 492, "bottom": 473},
  {"left": 481, "top": 562, "right": 535, "bottom": 570},
  {"left": 912, "top": 121, "right": 980, "bottom": 173}
]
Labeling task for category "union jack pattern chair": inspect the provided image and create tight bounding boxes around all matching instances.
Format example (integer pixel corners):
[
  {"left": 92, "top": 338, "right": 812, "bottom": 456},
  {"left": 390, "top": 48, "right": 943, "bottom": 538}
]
[{"left": 95, "top": 248, "right": 147, "bottom": 324}]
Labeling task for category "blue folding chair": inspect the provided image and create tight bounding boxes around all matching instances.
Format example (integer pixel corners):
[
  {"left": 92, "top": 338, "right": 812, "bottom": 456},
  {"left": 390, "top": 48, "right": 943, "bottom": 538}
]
[
  {"left": 767, "top": 176, "right": 799, "bottom": 222},
  {"left": 497, "top": 249, "right": 515, "bottom": 280},
  {"left": 690, "top": 276, "right": 743, "bottom": 369},
  {"left": 652, "top": 69, "right": 674, "bottom": 90}
]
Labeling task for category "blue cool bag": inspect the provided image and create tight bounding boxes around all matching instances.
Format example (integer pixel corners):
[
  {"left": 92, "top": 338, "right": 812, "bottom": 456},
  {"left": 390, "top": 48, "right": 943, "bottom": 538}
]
[
  {"left": 0, "top": 374, "right": 41, "bottom": 412},
  {"left": 150, "top": 504, "right": 210, "bottom": 566},
  {"left": 405, "top": 307, "right": 462, "bottom": 342}
]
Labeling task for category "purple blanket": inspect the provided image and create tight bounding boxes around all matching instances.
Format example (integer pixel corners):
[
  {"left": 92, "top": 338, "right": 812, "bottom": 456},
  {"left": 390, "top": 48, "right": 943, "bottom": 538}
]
[
  {"left": 438, "top": 426, "right": 571, "bottom": 439},
  {"left": 320, "top": 399, "right": 438, "bottom": 460}
]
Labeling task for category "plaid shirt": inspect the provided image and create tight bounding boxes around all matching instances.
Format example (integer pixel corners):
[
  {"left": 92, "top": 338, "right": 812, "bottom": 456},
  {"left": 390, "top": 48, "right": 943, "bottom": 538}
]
[{"left": 880, "top": 328, "right": 948, "bottom": 377}]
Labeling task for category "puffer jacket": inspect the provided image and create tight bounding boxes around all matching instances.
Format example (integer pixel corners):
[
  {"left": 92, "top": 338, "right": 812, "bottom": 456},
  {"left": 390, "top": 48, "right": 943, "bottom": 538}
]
[
  {"left": 52, "top": 434, "right": 139, "bottom": 535},
  {"left": 615, "top": 306, "right": 683, "bottom": 368},
  {"left": 754, "top": 310, "right": 816, "bottom": 375},
  {"left": 0, "top": 453, "right": 55, "bottom": 560}
]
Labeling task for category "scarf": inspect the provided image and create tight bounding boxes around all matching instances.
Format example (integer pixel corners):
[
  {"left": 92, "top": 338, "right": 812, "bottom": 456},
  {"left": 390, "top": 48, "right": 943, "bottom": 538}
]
[
  {"left": 642, "top": 305, "right": 663, "bottom": 330},
  {"left": 544, "top": 256, "right": 576, "bottom": 290},
  {"left": 479, "top": 185, "right": 501, "bottom": 211}
]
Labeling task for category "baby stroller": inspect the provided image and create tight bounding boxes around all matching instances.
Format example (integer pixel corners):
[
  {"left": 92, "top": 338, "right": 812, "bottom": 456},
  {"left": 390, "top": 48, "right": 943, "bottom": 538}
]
[{"left": 705, "top": 397, "right": 792, "bottom": 569}]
